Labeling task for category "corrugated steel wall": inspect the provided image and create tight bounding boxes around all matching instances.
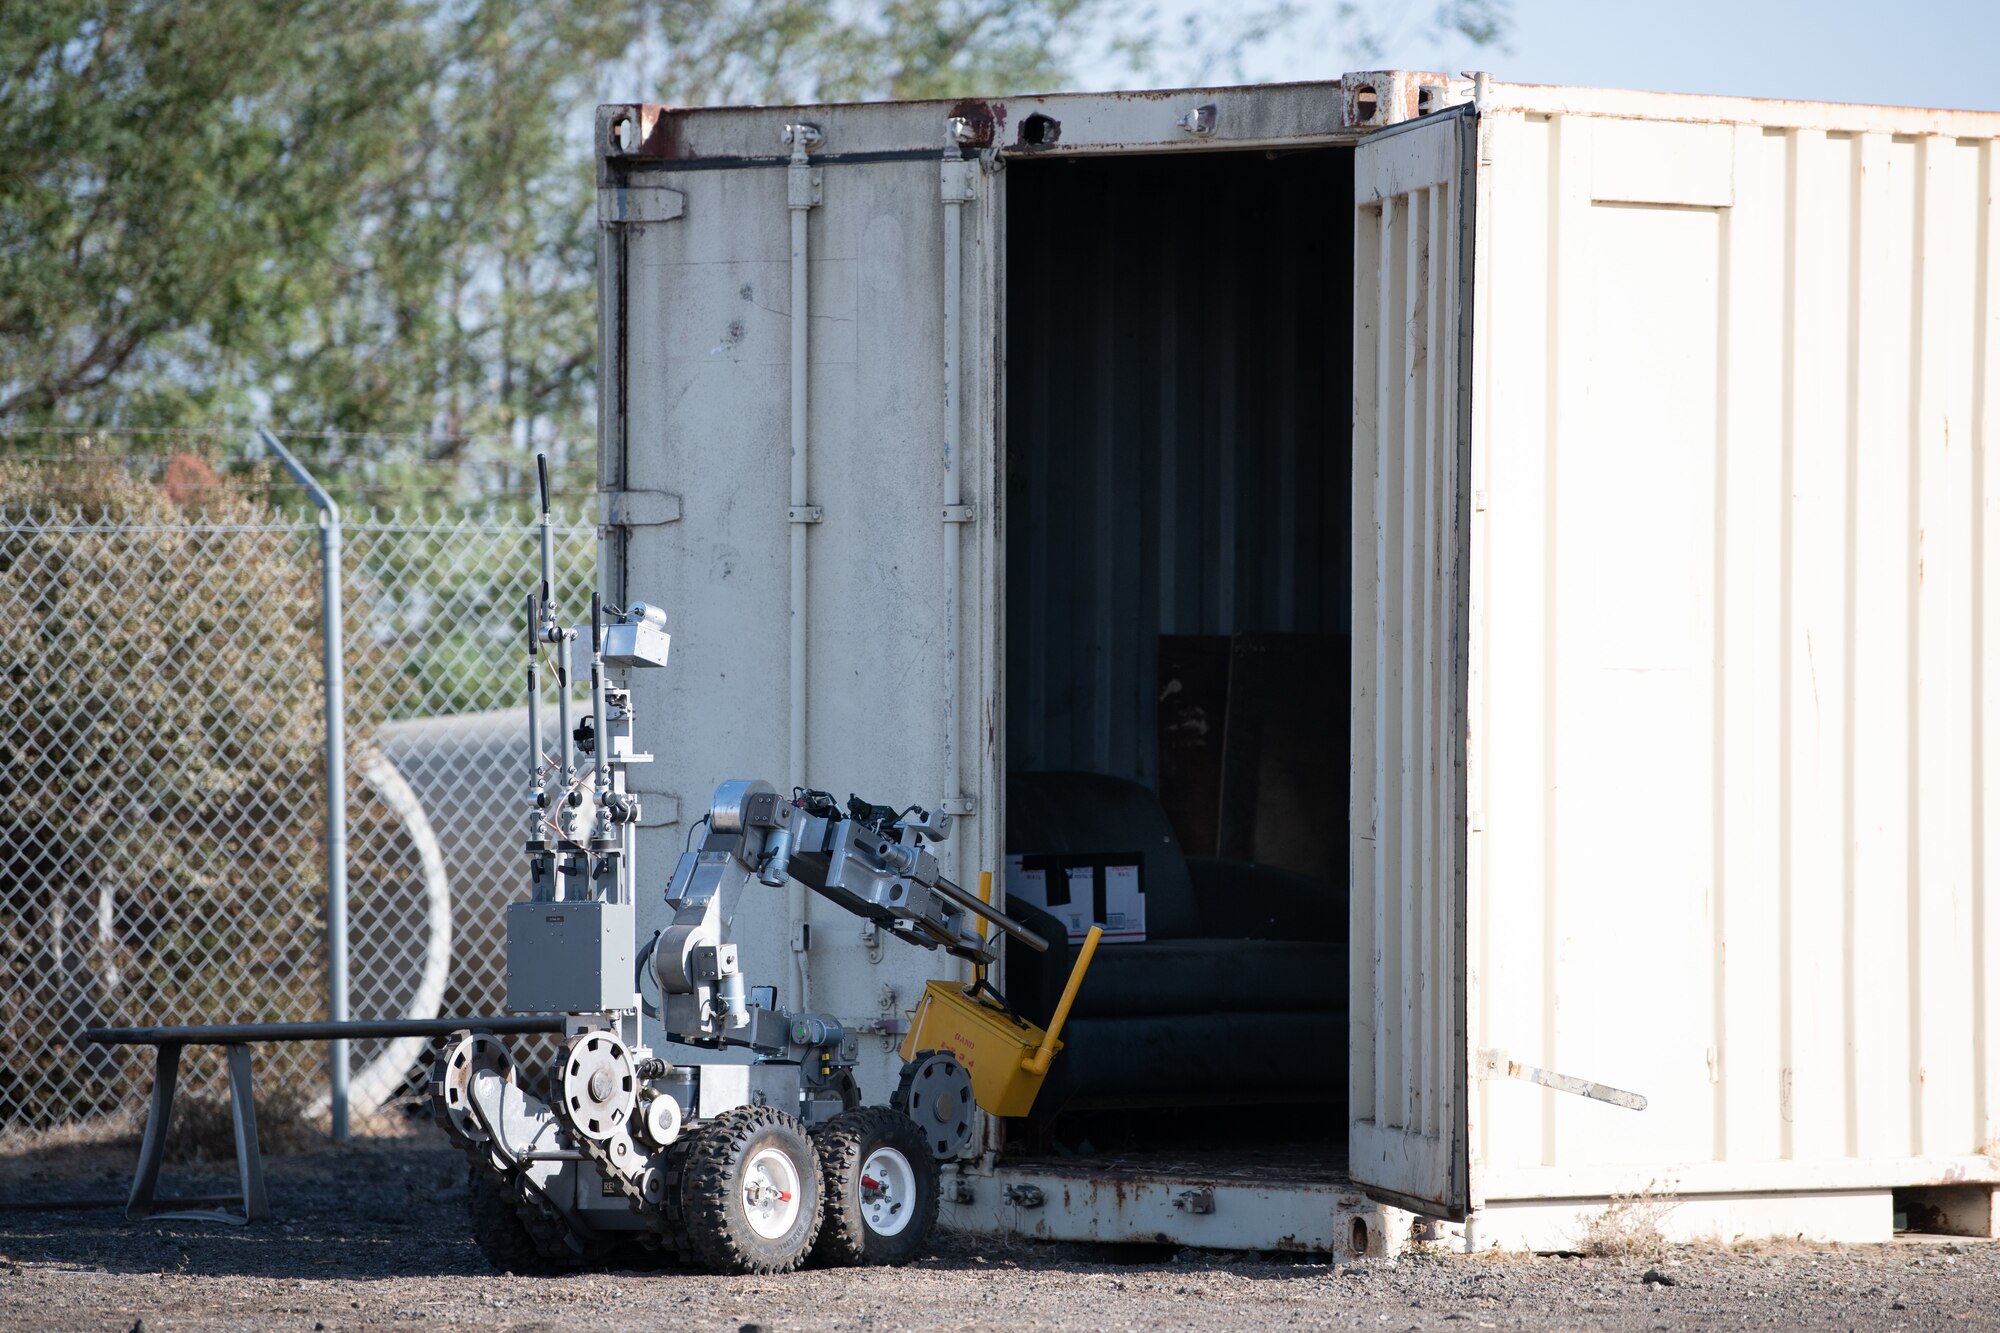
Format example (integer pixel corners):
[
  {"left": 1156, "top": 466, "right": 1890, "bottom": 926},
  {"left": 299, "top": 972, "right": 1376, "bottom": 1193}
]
[
  {"left": 1469, "top": 107, "right": 2000, "bottom": 1196},
  {"left": 1004, "top": 150, "right": 1354, "bottom": 786},
  {"left": 612, "top": 139, "right": 1002, "bottom": 1101}
]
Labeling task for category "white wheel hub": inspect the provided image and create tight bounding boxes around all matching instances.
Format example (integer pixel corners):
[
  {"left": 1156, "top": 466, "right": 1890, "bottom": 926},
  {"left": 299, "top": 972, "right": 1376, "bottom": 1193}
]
[
  {"left": 858, "top": 1145, "right": 916, "bottom": 1237},
  {"left": 642, "top": 1092, "right": 682, "bottom": 1148},
  {"left": 559, "top": 1032, "right": 636, "bottom": 1141},
  {"left": 743, "top": 1145, "right": 803, "bottom": 1240}
]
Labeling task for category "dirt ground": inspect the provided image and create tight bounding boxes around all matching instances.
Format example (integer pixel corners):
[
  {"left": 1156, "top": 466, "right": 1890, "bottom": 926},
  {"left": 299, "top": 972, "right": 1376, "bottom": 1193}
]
[{"left": 2, "top": 1130, "right": 1997, "bottom": 1332}]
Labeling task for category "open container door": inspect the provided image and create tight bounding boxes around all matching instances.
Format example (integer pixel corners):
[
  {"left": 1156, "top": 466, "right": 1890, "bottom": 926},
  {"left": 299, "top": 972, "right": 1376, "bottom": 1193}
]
[{"left": 1349, "top": 102, "right": 1476, "bottom": 1221}]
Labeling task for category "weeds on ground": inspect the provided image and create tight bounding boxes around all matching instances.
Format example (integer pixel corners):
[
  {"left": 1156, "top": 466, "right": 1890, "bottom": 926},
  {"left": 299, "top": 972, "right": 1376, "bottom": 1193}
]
[
  {"left": 1576, "top": 1188, "right": 1678, "bottom": 1262},
  {"left": 163, "top": 1081, "right": 322, "bottom": 1162}
]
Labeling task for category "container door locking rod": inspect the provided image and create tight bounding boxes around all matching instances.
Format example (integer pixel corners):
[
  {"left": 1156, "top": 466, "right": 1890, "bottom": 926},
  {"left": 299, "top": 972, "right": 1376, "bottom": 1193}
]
[{"left": 1477, "top": 1048, "right": 1648, "bottom": 1111}]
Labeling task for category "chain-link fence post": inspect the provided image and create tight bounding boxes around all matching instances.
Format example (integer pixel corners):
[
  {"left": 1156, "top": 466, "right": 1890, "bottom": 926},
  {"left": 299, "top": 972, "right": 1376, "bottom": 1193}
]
[
  {"left": 256, "top": 428, "right": 350, "bottom": 1141},
  {"left": 0, "top": 460, "right": 598, "bottom": 1138}
]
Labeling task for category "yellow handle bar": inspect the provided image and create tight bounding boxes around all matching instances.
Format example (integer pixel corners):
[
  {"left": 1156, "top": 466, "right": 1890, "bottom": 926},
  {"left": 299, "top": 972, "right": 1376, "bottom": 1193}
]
[{"left": 1022, "top": 924, "right": 1101, "bottom": 1076}]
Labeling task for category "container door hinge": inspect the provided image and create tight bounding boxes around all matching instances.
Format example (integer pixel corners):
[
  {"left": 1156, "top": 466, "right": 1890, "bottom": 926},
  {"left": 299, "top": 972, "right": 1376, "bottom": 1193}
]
[
  {"left": 787, "top": 165, "right": 823, "bottom": 211},
  {"left": 940, "top": 159, "right": 979, "bottom": 203},
  {"left": 940, "top": 796, "right": 978, "bottom": 816},
  {"left": 597, "top": 185, "right": 686, "bottom": 225},
  {"left": 788, "top": 505, "right": 825, "bottom": 524},
  {"left": 941, "top": 503, "right": 976, "bottom": 523},
  {"left": 600, "top": 490, "right": 682, "bottom": 527}
]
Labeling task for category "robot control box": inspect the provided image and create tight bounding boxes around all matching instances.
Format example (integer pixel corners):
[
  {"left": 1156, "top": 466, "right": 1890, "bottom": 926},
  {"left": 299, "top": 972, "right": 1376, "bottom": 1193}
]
[{"left": 505, "top": 898, "right": 635, "bottom": 1013}]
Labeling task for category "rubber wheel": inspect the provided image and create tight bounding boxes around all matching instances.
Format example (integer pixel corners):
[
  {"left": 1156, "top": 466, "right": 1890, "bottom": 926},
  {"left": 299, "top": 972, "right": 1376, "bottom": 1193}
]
[
  {"left": 677, "top": 1104, "right": 823, "bottom": 1274},
  {"left": 809, "top": 1106, "right": 940, "bottom": 1267},
  {"left": 466, "top": 1161, "right": 576, "bottom": 1274}
]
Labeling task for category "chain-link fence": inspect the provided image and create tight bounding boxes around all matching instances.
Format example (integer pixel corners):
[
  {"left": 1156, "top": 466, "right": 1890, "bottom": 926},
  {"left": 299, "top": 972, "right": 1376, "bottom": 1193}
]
[{"left": 0, "top": 472, "right": 594, "bottom": 1135}]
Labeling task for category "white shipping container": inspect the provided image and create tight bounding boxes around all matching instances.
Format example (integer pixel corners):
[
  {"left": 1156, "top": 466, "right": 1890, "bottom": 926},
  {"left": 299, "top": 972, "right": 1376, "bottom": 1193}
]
[{"left": 597, "top": 71, "right": 2000, "bottom": 1251}]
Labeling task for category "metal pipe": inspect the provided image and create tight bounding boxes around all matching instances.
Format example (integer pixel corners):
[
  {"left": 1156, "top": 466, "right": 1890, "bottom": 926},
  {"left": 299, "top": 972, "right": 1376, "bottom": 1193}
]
[
  {"left": 588, "top": 591, "right": 612, "bottom": 881},
  {"left": 85, "top": 1016, "right": 566, "bottom": 1045},
  {"left": 931, "top": 874, "right": 1048, "bottom": 953},
  {"left": 525, "top": 594, "right": 543, "bottom": 800},
  {"left": 524, "top": 593, "right": 552, "bottom": 902},
  {"left": 589, "top": 592, "right": 607, "bottom": 802},
  {"left": 253, "top": 427, "right": 348, "bottom": 1140},
  {"left": 785, "top": 124, "right": 820, "bottom": 1009},
  {"left": 537, "top": 455, "right": 556, "bottom": 642},
  {"left": 537, "top": 455, "right": 576, "bottom": 899},
  {"left": 940, "top": 123, "right": 973, "bottom": 889},
  {"left": 319, "top": 514, "right": 348, "bottom": 1139}
]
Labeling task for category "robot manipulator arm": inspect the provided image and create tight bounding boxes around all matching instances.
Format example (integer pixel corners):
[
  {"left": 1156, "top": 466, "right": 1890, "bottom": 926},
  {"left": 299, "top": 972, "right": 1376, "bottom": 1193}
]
[
  {"left": 652, "top": 845, "right": 756, "bottom": 1040},
  {"left": 713, "top": 782, "right": 1047, "bottom": 966},
  {"left": 651, "top": 781, "right": 1052, "bottom": 1043}
]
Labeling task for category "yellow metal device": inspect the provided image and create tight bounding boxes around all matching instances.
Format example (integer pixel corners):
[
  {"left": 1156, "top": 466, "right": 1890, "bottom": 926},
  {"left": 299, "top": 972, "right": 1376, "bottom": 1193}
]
[{"left": 901, "top": 872, "right": 1102, "bottom": 1118}]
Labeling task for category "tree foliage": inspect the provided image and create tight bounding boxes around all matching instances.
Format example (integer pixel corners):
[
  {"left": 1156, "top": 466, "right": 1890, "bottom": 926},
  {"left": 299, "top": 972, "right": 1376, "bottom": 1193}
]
[
  {"left": 0, "top": 0, "right": 1508, "bottom": 505},
  {"left": 1, "top": 1, "right": 436, "bottom": 421}
]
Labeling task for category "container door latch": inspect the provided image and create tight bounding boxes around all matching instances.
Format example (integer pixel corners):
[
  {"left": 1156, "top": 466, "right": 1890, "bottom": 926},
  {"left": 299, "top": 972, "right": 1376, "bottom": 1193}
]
[{"left": 1476, "top": 1048, "right": 1648, "bottom": 1111}]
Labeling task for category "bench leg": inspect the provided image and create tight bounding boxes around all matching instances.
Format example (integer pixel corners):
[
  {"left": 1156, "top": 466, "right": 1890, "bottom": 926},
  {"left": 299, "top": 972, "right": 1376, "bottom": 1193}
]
[
  {"left": 224, "top": 1044, "right": 270, "bottom": 1222},
  {"left": 126, "top": 1042, "right": 182, "bottom": 1222},
  {"left": 126, "top": 1042, "right": 264, "bottom": 1225}
]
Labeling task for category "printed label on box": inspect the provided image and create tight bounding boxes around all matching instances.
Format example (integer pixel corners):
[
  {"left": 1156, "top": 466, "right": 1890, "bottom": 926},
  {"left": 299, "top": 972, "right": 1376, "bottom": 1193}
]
[
  {"left": 1004, "top": 852, "right": 1146, "bottom": 943},
  {"left": 1102, "top": 862, "right": 1145, "bottom": 940}
]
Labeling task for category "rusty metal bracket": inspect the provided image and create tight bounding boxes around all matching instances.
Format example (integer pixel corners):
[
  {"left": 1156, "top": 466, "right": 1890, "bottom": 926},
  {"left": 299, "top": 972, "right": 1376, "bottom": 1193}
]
[
  {"left": 940, "top": 159, "right": 979, "bottom": 203},
  {"left": 1173, "top": 1187, "right": 1216, "bottom": 1215},
  {"left": 787, "top": 166, "right": 823, "bottom": 211}
]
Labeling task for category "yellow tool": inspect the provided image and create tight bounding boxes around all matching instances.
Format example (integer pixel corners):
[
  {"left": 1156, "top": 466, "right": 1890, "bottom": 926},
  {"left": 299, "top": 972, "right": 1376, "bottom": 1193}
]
[{"left": 901, "top": 871, "right": 1102, "bottom": 1117}]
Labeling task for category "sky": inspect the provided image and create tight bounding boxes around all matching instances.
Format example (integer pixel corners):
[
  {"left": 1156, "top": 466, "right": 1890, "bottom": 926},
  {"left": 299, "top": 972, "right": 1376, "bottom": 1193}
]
[{"left": 1071, "top": 0, "right": 2000, "bottom": 113}]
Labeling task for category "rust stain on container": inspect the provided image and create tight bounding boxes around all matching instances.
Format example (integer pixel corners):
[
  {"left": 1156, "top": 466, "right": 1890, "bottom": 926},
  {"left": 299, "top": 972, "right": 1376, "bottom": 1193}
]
[
  {"left": 949, "top": 99, "right": 1000, "bottom": 148},
  {"left": 639, "top": 107, "right": 689, "bottom": 160}
]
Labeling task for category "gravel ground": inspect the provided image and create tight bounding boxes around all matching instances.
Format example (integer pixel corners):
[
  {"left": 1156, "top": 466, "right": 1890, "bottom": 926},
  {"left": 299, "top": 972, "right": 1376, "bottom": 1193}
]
[{"left": 2, "top": 1132, "right": 1996, "bottom": 1331}]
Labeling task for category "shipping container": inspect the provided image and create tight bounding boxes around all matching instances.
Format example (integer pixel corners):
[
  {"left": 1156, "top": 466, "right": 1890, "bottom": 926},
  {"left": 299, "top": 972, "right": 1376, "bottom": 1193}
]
[{"left": 595, "top": 71, "right": 2000, "bottom": 1252}]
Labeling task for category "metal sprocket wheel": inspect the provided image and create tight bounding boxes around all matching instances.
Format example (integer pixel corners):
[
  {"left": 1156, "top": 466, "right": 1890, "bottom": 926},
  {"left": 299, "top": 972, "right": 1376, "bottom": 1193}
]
[
  {"left": 432, "top": 1031, "right": 515, "bottom": 1150},
  {"left": 556, "top": 1030, "right": 637, "bottom": 1141},
  {"left": 892, "top": 1049, "right": 976, "bottom": 1160}
]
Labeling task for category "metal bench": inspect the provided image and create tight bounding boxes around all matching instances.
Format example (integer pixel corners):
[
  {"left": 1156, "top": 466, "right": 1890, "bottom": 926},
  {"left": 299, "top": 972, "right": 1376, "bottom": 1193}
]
[{"left": 83, "top": 1017, "right": 565, "bottom": 1225}]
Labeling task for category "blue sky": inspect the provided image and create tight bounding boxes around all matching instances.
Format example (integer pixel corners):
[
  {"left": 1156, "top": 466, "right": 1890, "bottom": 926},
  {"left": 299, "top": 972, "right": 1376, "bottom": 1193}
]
[{"left": 1072, "top": 0, "right": 2000, "bottom": 113}]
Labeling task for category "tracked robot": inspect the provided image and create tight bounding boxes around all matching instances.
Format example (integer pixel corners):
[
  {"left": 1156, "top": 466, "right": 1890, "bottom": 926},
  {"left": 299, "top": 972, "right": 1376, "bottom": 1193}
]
[{"left": 428, "top": 458, "right": 1054, "bottom": 1274}]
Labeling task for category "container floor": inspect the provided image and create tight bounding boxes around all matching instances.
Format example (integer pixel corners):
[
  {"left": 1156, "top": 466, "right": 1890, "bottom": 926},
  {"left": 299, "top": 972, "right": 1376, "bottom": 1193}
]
[
  {"left": 1000, "top": 1138, "right": 1352, "bottom": 1189},
  {"left": 955, "top": 1123, "right": 1370, "bottom": 1255}
]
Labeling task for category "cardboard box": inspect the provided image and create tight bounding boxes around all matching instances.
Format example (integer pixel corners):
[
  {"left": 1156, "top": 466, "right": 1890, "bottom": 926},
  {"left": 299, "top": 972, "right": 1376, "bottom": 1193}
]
[{"left": 1004, "top": 853, "right": 1147, "bottom": 943}]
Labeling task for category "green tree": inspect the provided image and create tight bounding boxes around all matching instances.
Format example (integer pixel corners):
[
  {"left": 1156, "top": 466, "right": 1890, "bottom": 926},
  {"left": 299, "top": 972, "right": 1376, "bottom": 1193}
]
[
  {"left": 1, "top": 0, "right": 1508, "bottom": 507},
  {"left": 0, "top": 0, "right": 436, "bottom": 422}
]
